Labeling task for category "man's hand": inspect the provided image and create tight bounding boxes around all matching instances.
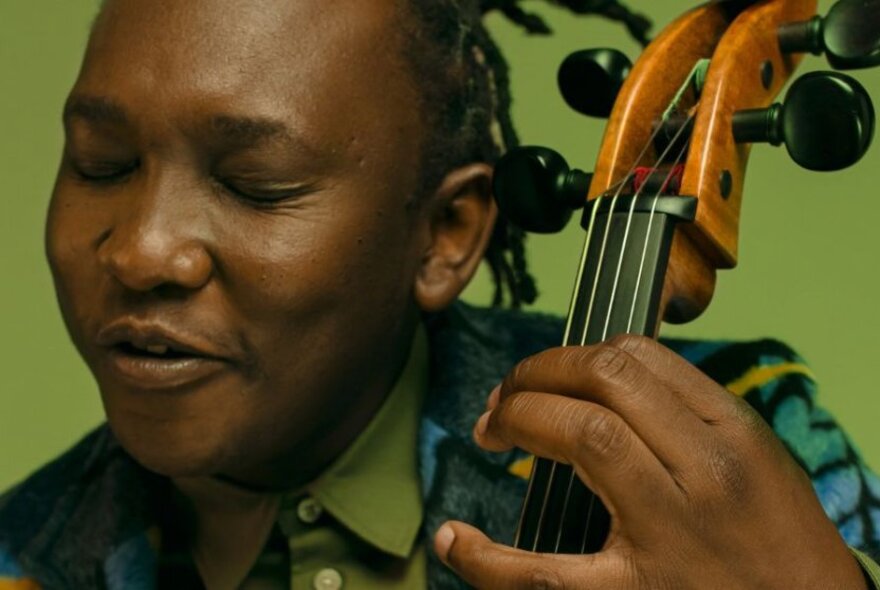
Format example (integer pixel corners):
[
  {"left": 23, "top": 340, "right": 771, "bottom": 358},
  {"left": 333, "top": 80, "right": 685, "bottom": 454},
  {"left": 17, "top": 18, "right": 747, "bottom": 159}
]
[{"left": 434, "top": 335, "right": 867, "bottom": 589}]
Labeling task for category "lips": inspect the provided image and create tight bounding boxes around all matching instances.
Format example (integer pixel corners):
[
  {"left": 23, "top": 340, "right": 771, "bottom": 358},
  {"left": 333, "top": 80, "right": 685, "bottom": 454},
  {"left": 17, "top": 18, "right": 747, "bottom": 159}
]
[{"left": 96, "top": 319, "right": 234, "bottom": 391}]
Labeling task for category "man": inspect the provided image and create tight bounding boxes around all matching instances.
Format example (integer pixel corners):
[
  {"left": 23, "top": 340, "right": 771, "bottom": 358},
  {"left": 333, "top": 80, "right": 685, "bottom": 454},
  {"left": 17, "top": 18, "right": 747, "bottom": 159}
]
[{"left": 1, "top": 0, "right": 879, "bottom": 588}]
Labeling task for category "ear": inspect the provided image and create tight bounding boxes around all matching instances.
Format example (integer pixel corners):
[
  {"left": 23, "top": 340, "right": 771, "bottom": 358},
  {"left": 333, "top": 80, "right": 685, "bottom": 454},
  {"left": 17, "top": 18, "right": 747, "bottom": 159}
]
[{"left": 414, "top": 163, "right": 497, "bottom": 313}]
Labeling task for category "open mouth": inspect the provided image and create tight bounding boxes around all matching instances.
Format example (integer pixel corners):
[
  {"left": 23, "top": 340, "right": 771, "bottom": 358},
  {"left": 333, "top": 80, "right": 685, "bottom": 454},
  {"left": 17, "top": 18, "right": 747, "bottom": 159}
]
[
  {"left": 97, "top": 320, "right": 231, "bottom": 389},
  {"left": 106, "top": 340, "right": 226, "bottom": 390},
  {"left": 116, "top": 341, "right": 197, "bottom": 360}
]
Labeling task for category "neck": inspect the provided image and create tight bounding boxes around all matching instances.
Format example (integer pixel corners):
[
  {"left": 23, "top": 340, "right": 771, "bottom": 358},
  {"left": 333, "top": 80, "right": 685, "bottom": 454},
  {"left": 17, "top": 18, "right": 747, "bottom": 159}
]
[
  {"left": 216, "top": 318, "right": 421, "bottom": 492},
  {"left": 214, "top": 390, "right": 386, "bottom": 491}
]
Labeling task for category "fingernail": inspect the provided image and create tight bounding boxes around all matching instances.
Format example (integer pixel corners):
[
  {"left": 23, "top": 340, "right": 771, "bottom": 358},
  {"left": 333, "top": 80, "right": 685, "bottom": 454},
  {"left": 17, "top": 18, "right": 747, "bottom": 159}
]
[
  {"left": 475, "top": 410, "right": 491, "bottom": 438},
  {"left": 486, "top": 385, "right": 501, "bottom": 411},
  {"left": 435, "top": 523, "right": 456, "bottom": 562}
]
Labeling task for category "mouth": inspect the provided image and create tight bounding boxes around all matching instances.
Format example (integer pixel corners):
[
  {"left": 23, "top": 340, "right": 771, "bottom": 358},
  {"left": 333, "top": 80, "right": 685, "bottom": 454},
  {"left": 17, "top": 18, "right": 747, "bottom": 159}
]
[
  {"left": 98, "top": 321, "right": 233, "bottom": 391},
  {"left": 115, "top": 340, "right": 209, "bottom": 360}
]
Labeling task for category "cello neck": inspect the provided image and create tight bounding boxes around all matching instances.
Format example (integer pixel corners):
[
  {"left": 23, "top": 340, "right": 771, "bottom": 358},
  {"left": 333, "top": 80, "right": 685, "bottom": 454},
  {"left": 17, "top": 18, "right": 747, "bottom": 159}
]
[
  {"left": 514, "top": 193, "right": 696, "bottom": 554},
  {"left": 564, "top": 195, "right": 696, "bottom": 346}
]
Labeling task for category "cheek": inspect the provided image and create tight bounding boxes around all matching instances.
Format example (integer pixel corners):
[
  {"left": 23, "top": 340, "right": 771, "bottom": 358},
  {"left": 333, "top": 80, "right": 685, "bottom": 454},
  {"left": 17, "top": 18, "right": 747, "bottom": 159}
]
[
  {"left": 45, "top": 183, "right": 113, "bottom": 341},
  {"left": 222, "top": 200, "right": 417, "bottom": 332},
  {"left": 213, "top": 195, "right": 420, "bottom": 419},
  {"left": 197, "top": 197, "right": 420, "bottom": 468}
]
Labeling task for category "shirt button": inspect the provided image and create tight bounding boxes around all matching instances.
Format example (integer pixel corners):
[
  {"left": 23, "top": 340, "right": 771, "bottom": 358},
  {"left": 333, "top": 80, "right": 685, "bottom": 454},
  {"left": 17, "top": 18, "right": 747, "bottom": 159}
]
[
  {"left": 312, "top": 567, "right": 343, "bottom": 590},
  {"left": 297, "top": 496, "right": 324, "bottom": 524}
]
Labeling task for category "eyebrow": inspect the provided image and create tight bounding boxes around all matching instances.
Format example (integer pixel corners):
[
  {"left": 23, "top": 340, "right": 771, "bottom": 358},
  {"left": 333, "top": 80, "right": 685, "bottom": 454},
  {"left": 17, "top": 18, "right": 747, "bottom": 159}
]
[
  {"left": 208, "top": 115, "right": 321, "bottom": 159},
  {"left": 62, "top": 95, "right": 320, "bottom": 156},
  {"left": 63, "top": 95, "right": 129, "bottom": 125},
  {"left": 210, "top": 115, "right": 291, "bottom": 145}
]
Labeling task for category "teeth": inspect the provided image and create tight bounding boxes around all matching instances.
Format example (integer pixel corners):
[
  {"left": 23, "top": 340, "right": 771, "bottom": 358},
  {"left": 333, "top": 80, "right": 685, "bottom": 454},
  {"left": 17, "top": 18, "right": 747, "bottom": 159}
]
[{"left": 145, "top": 344, "right": 169, "bottom": 355}]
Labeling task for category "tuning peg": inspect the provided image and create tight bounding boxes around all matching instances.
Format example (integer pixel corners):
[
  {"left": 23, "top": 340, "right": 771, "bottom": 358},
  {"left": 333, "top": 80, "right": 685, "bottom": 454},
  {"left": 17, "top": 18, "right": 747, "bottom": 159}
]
[
  {"left": 493, "top": 147, "right": 591, "bottom": 233},
  {"left": 779, "top": 0, "right": 880, "bottom": 70},
  {"left": 557, "top": 48, "right": 632, "bottom": 118},
  {"left": 733, "top": 71, "right": 875, "bottom": 172}
]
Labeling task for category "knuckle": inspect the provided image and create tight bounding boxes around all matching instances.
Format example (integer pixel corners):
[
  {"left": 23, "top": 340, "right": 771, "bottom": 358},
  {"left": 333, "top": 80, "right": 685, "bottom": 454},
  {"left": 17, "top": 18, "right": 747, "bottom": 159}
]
[
  {"left": 634, "top": 563, "right": 678, "bottom": 590},
  {"left": 607, "top": 548, "right": 651, "bottom": 590},
  {"left": 576, "top": 407, "right": 630, "bottom": 463},
  {"left": 555, "top": 346, "right": 591, "bottom": 372},
  {"left": 587, "top": 343, "right": 632, "bottom": 383},
  {"left": 704, "top": 444, "right": 751, "bottom": 504},
  {"left": 607, "top": 333, "right": 654, "bottom": 357},
  {"left": 500, "top": 391, "right": 540, "bottom": 425},
  {"left": 503, "top": 358, "right": 532, "bottom": 398},
  {"left": 731, "top": 398, "right": 772, "bottom": 441},
  {"left": 505, "top": 351, "right": 549, "bottom": 395},
  {"left": 520, "top": 566, "right": 566, "bottom": 590}
]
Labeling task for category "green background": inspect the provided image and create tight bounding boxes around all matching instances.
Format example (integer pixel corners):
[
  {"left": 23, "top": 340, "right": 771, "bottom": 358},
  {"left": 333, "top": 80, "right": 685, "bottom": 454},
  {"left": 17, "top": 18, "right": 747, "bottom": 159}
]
[{"left": 2, "top": 1, "right": 879, "bottom": 491}]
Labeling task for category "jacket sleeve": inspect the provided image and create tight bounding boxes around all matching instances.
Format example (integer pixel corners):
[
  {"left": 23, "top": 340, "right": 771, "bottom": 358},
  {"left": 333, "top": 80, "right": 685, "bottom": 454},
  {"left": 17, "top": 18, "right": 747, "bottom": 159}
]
[
  {"left": 684, "top": 337, "right": 880, "bottom": 585},
  {"left": 717, "top": 339, "right": 880, "bottom": 556}
]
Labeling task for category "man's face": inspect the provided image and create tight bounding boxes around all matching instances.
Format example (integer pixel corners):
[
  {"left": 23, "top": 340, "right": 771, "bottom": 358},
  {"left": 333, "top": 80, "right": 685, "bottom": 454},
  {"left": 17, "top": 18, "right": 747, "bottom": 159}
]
[{"left": 47, "top": 0, "right": 431, "bottom": 485}]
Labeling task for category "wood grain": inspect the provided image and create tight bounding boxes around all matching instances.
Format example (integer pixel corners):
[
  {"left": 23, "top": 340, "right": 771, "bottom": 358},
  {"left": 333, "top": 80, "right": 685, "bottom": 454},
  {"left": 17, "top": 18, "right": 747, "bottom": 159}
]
[
  {"left": 681, "top": 0, "right": 817, "bottom": 270},
  {"left": 587, "top": 0, "right": 817, "bottom": 324}
]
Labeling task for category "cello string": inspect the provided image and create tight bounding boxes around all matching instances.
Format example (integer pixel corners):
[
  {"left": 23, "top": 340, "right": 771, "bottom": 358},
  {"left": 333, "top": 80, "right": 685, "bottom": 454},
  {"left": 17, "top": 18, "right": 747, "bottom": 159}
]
[
  {"left": 550, "top": 193, "right": 640, "bottom": 552},
  {"left": 513, "top": 176, "right": 631, "bottom": 548},
  {"left": 561, "top": 181, "right": 628, "bottom": 344},
  {"left": 542, "top": 62, "right": 705, "bottom": 555},
  {"left": 530, "top": 121, "right": 673, "bottom": 553},
  {"left": 527, "top": 200, "right": 623, "bottom": 551},
  {"left": 626, "top": 134, "right": 692, "bottom": 334},
  {"left": 564, "top": 129, "right": 690, "bottom": 553},
  {"left": 513, "top": 195, "right": 603, "bottom": 548},
  {"left": 576, "top": 136, "right": 670, "bottom": 349},
  {"left": 599, "top": 113, "right": 695, "bottom": 342},
  {"left": 530, "top": 191, "right": 633, "bottom": 552},
  {"left": 577, "top": 129, "right": 694, "bottom": 555}
]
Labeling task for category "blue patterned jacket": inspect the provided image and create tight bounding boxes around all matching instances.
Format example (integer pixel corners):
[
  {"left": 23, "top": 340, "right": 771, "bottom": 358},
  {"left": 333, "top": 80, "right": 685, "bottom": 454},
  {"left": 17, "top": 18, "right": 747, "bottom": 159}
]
[{"left": 1, "top": 302, "right": 879, "bottom": 589}]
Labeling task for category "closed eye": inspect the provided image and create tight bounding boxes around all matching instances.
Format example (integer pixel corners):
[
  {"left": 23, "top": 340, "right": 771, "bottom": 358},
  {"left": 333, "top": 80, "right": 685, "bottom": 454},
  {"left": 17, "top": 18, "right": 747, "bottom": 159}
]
[
  {"left": 215, "top": 177, "right": 320, "bottom": 205},
  {"left": 71, "top": 159, "right": 139, "bottom": 183}
]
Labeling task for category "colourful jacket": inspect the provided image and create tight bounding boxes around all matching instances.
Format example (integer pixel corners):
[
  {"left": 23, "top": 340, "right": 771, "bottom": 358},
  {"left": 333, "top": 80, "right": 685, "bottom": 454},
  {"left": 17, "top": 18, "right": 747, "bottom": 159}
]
[{"left": 2, "top": 302, "right": 879, "bottom": 589}]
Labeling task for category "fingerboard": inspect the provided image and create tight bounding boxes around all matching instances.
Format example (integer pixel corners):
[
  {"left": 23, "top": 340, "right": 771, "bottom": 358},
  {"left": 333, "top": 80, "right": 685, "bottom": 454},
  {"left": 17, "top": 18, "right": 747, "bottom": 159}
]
[{"left": 514, "top": 195, "right": 696, "bottom": 554}]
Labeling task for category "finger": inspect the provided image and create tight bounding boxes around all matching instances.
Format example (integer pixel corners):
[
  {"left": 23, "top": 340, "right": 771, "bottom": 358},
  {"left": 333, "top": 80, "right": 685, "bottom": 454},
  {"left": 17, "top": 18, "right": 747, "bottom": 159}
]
[
  {"left": 498, "top": 341, "right": 710, "bottom": 471},
  {"left": 478, "top": 390, "right": 678, "bottom": 519},
  {"left": 609, "top": 336, "right": 776, "bottom": 446},
  {"left": 435, "top": 521, "right": 635, "bottom": 590},
  {"left": 608, "top": 334, "right": 739, "bottom": 422},
  {"left": 485, "top": 384, "right": 501, "bottom": 411}
]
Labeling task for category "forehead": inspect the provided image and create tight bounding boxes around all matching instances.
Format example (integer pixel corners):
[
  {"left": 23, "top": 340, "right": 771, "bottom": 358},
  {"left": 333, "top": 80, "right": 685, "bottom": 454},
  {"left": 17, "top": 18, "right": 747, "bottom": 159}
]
[
  {"left": 89, "top": 0, "right": 403, "bottom": 79},
  {"left": 77, "top": 0, "right": 421, "bottom": 160}
]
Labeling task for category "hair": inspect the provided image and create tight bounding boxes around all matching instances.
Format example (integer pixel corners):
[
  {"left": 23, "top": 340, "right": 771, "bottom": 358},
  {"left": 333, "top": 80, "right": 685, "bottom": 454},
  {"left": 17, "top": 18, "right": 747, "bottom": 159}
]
[{"left": 402, "top": 0, "right": 651, "bottom": 307}]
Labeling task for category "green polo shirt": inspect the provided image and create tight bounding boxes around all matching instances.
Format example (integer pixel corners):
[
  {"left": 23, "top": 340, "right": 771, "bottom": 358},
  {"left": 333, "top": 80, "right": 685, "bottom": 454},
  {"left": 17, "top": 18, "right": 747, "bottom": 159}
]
[
  {"left": 171, "top": 327, "right": 428, "bottom": 589},
  {"left": 853, "top": 549, "right": 880, "bottom": 589}
]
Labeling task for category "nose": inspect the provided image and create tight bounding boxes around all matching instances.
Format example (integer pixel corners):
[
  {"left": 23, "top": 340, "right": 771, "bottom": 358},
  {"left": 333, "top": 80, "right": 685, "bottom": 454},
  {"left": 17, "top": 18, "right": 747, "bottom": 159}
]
[{"left": 97, "top": 180, "right": 213, "bottom": 293}]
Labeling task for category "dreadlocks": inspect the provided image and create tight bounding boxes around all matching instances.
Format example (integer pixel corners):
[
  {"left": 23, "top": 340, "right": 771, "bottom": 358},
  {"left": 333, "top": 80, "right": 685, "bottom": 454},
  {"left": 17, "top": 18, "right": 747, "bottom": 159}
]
[{"left": 402, "top": 0, "right": 651, "bottom": 307}]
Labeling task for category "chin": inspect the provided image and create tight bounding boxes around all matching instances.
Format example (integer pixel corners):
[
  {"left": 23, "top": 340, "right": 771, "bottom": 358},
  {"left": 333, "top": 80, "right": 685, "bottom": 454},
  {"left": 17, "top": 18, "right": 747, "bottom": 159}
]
[{"left": 105, "top": 412, "right": 236, "bottom": 479}]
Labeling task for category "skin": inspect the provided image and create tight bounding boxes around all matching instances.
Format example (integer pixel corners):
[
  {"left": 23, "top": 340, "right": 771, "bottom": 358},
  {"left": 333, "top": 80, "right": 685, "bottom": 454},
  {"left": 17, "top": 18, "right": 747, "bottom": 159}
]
[
  {"left": 46, "top": 0, "right": 867, "bottom": 586},
  {"left": 46, "top": 0, "right": 496, "bottom": 490},
  {"left": 435, "top": 336, "right": 869, "bottom": 589}
]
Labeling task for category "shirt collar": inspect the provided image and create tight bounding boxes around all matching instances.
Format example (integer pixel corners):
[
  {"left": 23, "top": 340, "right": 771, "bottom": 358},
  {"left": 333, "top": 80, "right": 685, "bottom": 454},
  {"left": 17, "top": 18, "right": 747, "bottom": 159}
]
[
  {"left": 304, "top": 324, "right": 428, "bottom": 558},
  {"left": 170, "top": 325, "right": 428, "bottom": 585}
]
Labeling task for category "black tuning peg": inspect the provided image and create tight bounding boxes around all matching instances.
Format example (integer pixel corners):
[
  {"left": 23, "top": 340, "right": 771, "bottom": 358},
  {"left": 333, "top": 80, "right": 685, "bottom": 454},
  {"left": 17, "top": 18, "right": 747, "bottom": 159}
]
[
  {"left": 493, "top": 146, "right": 591, "bottom": 234},
  {"left": 558, "top": 48, "right": 632, "bottom": 118},
  {"left": 733, "top": 71, "right": 875, "bottom": 172},
  {"left": 779, "top": 0, "right": 880, "bottom": 70}
]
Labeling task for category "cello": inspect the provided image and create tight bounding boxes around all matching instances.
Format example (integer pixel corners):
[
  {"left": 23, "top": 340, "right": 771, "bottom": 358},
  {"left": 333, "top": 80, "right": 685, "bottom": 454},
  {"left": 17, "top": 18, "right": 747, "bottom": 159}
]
[{"left": 490, "top": 0, "right": 880, "bottom": 563}]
